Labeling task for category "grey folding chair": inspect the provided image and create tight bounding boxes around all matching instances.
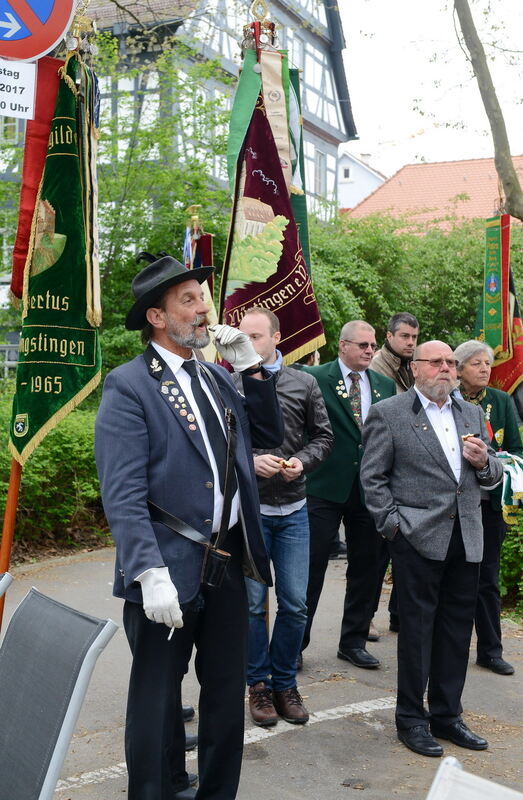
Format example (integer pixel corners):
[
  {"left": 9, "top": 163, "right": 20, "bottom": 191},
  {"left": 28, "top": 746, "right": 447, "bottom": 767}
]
[
  {"left": 426, "top": 756, "right": 523, "bottom": 800},
  {"left": 0, "top": 572, "right": 13, "bottom": 596},
  {"left": 0, "top": 587, "right": 118, "bottom": 800}
]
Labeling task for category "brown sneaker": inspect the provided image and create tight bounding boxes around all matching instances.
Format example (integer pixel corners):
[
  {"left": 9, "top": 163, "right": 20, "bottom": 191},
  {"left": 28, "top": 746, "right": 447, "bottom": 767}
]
[
  {"left": 248, "top": 682, "right": 279, "bottom": 727},
  {"left": 273, "top": 686, "right": 309, "bottom": 724}
]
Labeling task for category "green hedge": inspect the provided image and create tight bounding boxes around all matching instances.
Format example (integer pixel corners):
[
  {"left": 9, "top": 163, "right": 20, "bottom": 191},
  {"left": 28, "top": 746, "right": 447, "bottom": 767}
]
[
  {"left": 0, "top": 382, "right": 108, "bottom": 547},
  {"left": 500, "top": 515, "right": 523, "bottom": 615}
]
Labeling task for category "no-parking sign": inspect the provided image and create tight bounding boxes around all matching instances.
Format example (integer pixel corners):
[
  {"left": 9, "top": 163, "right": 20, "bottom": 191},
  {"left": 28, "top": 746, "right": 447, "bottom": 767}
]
[{"left": 0, "top": 0, "right": 75, "bottom": 62}]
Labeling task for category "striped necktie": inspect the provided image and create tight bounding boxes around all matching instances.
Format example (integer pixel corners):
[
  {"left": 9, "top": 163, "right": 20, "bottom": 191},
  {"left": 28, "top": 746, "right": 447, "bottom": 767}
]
[{"left": 349, "top": 371, "right": 362, "bottom": 429}]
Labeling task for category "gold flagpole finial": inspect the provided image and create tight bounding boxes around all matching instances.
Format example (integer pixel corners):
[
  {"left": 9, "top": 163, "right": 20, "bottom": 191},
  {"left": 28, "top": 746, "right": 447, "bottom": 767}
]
[
  {"left": 250, "top": 0, "right": 269, "bottom": 21},
  {"left": 185, "top": 204, "right": 202, "bottom": 231}
]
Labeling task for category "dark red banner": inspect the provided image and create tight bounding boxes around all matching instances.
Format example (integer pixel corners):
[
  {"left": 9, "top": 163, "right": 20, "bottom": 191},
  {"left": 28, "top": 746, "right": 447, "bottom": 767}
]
[{"left": 220, "top": 99, "right": 324, "bottom": 363}]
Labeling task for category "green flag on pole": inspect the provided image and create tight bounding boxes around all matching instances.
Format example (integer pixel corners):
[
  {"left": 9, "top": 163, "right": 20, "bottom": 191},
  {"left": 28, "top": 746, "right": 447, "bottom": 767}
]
[{"left": 9, "top": 55, "right": 102, "bottom": 466}]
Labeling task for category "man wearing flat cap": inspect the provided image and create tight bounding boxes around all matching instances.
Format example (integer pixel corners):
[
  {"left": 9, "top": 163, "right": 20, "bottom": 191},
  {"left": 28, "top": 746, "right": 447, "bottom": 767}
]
[{"left": 95, "top": 253, "right": 283, "bottom": 800}]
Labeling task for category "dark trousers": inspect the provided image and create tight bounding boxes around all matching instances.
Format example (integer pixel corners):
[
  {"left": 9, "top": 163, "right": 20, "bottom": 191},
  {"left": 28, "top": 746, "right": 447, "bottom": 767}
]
[
  {"left": 302, "top": 485, "right": 388, "bottom": 652},
  {"left": 475, "top": 500, "right": 507, "bottom": 660},
  {"left": 372, "top": 546, "right": 399, "bottom": 623},
  {"left": 392, "top": 520, "right": 479, "bottom": 730},
  {"left": 123, "top": 528, "right": 248, "bottom": 800}
]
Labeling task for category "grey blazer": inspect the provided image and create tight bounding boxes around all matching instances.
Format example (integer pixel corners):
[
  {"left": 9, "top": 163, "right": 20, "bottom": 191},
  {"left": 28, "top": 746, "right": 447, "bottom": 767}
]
[{"left": 360, "top": 387, "right": 503, "bottom": 562}]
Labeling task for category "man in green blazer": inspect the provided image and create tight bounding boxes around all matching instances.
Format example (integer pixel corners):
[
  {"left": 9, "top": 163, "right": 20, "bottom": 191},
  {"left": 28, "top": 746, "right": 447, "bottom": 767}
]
[{"left": 301, "top": 320, "right": 396, "bottom": 669}]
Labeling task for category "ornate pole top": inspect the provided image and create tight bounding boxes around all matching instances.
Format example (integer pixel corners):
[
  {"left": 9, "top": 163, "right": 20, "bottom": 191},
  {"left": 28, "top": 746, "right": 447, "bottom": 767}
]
[{"left": 250, "top": 0, "right": 269, "bottom": 22}]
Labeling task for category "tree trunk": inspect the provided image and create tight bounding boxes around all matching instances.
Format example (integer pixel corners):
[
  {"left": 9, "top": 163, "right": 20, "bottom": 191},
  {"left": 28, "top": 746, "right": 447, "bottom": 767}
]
[{"left": 454, "top": 0, "right": 523, "bottom": 221}]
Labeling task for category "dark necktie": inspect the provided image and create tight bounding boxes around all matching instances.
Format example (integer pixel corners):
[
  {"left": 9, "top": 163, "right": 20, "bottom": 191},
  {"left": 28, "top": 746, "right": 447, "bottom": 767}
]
[
  {"left": 182, "top": 360, "right": 228, "bottom": 492},
  {"left": 349, "top": 371, "right": 362, "bottom": 429}
]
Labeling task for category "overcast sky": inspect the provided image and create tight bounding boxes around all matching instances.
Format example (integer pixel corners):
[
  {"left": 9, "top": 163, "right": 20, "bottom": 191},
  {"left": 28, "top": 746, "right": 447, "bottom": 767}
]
[{"left": 338, "top": 0, "right": 523, "bottom": 177}]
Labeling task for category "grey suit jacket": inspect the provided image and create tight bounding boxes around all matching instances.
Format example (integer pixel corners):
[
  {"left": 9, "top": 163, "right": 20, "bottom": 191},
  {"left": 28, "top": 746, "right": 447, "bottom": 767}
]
[{"left": 360, "top": 387, "right": 503, "bottom": 562}]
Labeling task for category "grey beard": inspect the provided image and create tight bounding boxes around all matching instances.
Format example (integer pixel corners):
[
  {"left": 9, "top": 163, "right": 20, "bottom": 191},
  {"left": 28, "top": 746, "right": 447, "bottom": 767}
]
[
  {"left": 419, "top": 380, "right": 453, "bottom": 404},
  {"left": 168, "top": 329, "right": 210, "bottom": 349}
]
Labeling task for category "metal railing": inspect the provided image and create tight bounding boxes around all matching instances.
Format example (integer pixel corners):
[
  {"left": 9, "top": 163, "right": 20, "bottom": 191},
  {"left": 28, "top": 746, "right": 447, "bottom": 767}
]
[{"left": 0, "top": 343, "right": 18, "bottom": 378}]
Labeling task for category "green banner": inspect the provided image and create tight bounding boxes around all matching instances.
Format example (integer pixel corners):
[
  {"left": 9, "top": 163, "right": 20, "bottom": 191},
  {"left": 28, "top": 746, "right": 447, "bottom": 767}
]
[
  {"left": 9, "top": 56, "right": 101, "bottom": 465},
  {"left": 289, "top": 67, "right": 311, "bottom": 274},
  {"left": 226, "top": 48, "right": 261, "bottom": 192},
  {"left": 483, "top": 215, "right": 505, "bottom": 353}
]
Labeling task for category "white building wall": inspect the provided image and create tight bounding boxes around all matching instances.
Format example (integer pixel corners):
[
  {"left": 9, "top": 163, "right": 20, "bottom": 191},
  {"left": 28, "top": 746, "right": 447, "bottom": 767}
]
[{"left": 337, "top": 153, "right": 384, "bottom": 209}]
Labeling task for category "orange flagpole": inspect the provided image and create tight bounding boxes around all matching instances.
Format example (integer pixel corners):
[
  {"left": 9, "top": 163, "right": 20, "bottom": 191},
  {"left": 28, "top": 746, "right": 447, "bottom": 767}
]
[{"left": 0, "top": 459, "right": 22, "bottom": 630}]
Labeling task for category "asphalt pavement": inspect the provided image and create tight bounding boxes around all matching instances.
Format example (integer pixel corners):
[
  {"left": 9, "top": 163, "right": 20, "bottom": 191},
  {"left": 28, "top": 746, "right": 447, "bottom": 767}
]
[{"left": 2, "top": 548, "right": 522, "bottom": 799}]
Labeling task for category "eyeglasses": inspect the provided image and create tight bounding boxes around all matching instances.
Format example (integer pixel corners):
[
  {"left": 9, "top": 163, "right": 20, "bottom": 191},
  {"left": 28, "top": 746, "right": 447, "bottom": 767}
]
[
  {"left": 342, "top": 340, "right": 378, "bottom": 352},
  {"left": 414, "top": 358, "right": 458, "bottom": 369}
]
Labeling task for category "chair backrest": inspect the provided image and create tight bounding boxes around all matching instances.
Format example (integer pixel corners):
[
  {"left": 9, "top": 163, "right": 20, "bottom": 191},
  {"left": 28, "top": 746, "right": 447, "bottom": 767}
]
[
  {"left": 426, "top": 756, "right": 523, "bottom": 800},
  {"left": 0, "top": 572, "right": 13, "bottom": 597},
  {"left": 0, "top": 588, "right": 118, "bottom": 800}
]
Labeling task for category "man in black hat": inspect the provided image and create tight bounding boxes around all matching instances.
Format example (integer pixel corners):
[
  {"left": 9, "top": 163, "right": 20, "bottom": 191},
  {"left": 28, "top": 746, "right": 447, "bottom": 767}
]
[{"left": 95, "top": 254, "right": 283, "bottom": 800}]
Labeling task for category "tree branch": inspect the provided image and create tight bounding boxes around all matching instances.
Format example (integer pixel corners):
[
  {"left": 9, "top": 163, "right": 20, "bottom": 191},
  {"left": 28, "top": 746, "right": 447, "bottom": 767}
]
[{"left": 454, "top": 0, "right": 523, "bottom": 220}]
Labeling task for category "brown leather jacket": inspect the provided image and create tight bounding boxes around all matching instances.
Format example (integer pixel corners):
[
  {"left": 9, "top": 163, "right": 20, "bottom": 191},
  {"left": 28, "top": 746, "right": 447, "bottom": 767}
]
[{"left": 370, "top": 344, "right": 413, "bottom": 393}]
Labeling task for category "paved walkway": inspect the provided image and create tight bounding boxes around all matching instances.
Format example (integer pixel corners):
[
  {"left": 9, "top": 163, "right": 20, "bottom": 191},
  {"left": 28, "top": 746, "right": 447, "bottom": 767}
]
[{"left": 2, "top": 549, "right": 522, "bottom": 799}]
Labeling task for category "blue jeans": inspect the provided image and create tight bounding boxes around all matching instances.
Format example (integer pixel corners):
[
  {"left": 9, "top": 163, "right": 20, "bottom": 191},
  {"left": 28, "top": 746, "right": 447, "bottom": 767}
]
[{"left": 245, "top": 505, "right": 309, "bottom": 690}]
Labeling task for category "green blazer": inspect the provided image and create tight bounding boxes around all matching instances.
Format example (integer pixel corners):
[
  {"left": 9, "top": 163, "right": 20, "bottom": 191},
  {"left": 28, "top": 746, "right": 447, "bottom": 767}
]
[
  {"left": 303, "top": 360, "right": 396, "bottom": 503},
  {"left": 479, "top": 386, "right": 523, "bottom": 511}
]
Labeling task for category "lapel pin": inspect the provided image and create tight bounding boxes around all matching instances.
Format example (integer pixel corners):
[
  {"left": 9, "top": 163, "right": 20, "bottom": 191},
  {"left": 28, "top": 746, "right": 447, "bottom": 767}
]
[
  {"left": 189, "top": 424, "right": 197, "bottom": 431},
  {"left": 150, "top": 358, "right": 162, "bottom": 373}
]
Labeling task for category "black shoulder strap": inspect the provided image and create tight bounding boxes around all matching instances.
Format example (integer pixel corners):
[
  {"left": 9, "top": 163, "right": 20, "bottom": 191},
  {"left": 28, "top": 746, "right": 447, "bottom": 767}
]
[{"left": 198, "top": 364, "right": 237, "bottom": 548}]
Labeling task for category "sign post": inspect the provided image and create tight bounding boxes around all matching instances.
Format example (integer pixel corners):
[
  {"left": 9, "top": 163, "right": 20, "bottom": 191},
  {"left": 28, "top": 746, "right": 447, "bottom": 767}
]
[{"left": 0, "top": 0, "right": 75, "bottom": 62}]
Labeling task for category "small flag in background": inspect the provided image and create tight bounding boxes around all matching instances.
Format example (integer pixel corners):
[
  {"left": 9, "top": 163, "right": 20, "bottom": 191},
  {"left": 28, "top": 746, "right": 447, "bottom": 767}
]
[
  {"left": 476, "top": 214, "right": 523, "bottom": 395},
  {"left": 183, "top": 208, "right": 218, "bottom": 362},
  {"left": 9, "top": 54, "right": 102, "bottom": 465}
]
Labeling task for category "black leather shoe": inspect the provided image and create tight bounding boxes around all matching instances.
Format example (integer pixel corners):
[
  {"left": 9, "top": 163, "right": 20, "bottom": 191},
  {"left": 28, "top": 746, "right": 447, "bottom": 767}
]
[
  {"left": 337, "top": 647, "right": 380, "bottom": 669},
  {"left": 173, "top": 787, "right": 196, "bottom": 799},
  {"left": 397, "top": 725, "right": 443, "bottom": 757},
  {"left": 476, "top": 656, "right": 515, "bottom": 675},
  {"left": 185, "top": 733, "right": 198, "bottom": 751},
  {"left": 431, "top": 720, "right": 488, "bottom": 750},
  {"left": 182, "top": 704, "right": 195, "bottom": 721}
]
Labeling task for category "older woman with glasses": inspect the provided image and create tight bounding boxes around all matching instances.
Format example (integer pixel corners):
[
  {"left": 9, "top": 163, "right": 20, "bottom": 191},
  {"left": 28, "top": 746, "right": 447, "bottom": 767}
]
[{"left": 454, "top": 340, "right": 523, "bottom": 676}]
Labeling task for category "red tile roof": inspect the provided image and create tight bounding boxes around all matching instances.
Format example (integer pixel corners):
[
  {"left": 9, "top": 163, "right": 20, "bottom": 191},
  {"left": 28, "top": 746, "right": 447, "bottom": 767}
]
[{"left": 347, "top": 156, "right": 523, "bottom": 225}]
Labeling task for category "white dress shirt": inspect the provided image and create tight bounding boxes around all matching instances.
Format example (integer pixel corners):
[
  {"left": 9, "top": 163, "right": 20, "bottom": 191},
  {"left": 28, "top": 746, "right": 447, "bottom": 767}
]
[
  {"left": 338, "top": 358, "right": 372, "bottom": 422},
  {"left": 414, "top": 386, "right": 461, "bottom": 482},
  {"left": 152, "top": 341, "right": 239, "bottom": 531}
]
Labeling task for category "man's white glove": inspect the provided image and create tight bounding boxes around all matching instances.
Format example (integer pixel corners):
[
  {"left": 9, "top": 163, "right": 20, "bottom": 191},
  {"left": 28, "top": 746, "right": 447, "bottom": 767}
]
[
  {"left": 209, "top": 324, "right": 261, "bottom": 371},
  {"left": 137, "top": 567, "right": 183, "bottom": 629}
]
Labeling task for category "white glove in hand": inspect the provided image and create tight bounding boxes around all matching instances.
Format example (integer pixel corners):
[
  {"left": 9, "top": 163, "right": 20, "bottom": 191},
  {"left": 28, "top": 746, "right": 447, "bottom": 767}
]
[
  {"left": 209, "top": 324, "right": 261, "bottom": 371},
  {"left": 138, "top": 567, "right": 183, "bottom": 629}
]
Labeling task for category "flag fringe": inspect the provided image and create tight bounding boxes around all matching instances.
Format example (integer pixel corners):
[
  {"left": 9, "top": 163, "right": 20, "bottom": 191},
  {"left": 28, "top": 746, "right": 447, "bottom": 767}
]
[
  {"left": 58, "top": 54, "right": 79, "bottom": 96},
  {"left": 20, "top": 171, "right": 45, "bottom": 321},
  {"left": 282, "top": 334, "right": 325, "bottom": 366},
  {"left": 8, "top": 370, "right": 101, "bottom": 467}
]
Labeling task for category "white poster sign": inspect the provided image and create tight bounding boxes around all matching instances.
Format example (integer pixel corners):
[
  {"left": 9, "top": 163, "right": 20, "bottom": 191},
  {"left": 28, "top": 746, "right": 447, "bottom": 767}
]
[{"left": 0, "top": 58, "right": 36, "bottom": 120}]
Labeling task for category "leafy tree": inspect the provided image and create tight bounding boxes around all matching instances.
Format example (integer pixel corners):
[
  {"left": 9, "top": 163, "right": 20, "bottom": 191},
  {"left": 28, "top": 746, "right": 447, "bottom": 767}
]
[
  {"left": 454, "top": 0, "right": 523, "bottom": 220},
  {"left": 95, "top": 34, "right": 232, "bottom": 331},
  {"left": 309, "top": 212, "right": 523, "bottom": 360}
]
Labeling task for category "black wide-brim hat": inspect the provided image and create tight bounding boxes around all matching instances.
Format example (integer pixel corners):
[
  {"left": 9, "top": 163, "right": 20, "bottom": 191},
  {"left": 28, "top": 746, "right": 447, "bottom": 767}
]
[{"left": 125, "top": 255, "right": 214, "bottom": 330}]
